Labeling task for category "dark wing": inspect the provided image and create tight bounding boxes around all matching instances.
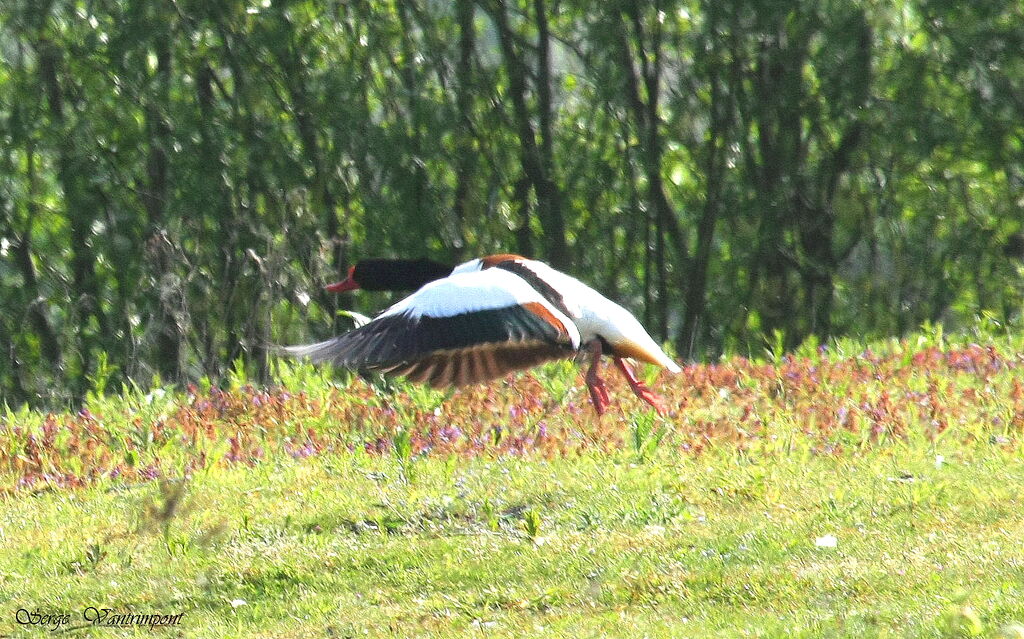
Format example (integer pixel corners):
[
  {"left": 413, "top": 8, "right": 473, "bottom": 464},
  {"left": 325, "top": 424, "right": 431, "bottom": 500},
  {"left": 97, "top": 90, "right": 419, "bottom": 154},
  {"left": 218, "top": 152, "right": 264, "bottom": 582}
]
[{"left": 284, "top": 305, "right": 575, "bottom": 388}]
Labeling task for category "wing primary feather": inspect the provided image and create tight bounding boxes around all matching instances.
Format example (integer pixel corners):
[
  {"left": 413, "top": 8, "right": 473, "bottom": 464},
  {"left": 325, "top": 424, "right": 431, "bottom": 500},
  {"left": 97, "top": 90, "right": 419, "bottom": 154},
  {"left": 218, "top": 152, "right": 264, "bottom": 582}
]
[
  {"left": 434, "top": 357, "right": 457, "bottom": 388},
  {"left": 285, "top": 301, "right": 578, "bottom": 388}
]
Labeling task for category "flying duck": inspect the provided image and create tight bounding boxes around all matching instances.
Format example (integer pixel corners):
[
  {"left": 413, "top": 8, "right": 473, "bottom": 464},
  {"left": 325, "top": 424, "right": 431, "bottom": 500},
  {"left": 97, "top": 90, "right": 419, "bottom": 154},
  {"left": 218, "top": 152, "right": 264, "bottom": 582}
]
[{"left": 287, "top": 254, "right": 681, "bottom": 415}]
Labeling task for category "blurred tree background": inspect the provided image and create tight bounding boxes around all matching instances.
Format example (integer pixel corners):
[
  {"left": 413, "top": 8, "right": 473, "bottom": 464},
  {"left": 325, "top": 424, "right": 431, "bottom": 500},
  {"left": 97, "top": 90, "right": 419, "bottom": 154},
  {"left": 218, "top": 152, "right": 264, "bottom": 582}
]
[{"left": 1, "top": 0, "right": 1022, "bottom": 408}]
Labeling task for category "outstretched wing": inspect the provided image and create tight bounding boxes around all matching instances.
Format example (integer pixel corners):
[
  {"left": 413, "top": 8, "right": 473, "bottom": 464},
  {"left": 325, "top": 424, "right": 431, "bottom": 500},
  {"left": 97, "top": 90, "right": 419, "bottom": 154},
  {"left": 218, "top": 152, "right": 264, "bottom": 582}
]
[{"left": 285, "top": 269, "right": 581, "bottom": 388}]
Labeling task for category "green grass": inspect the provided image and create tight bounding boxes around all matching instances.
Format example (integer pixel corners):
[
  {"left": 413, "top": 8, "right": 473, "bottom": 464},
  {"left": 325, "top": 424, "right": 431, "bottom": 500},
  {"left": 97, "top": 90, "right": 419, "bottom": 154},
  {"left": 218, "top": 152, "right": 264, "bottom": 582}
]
[
  {"left": 2, "top": 331, "right": 1024, "bottom": 637},
  {"left": 4, "top": 444, "right": 1023, "bottom": 637}
]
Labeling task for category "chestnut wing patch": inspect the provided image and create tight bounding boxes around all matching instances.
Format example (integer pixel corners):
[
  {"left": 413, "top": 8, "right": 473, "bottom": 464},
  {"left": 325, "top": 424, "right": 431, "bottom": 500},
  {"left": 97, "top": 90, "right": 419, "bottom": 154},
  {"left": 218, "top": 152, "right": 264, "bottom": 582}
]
[{"left": 285, "top": 304, "right": 575, "bottom": 387}]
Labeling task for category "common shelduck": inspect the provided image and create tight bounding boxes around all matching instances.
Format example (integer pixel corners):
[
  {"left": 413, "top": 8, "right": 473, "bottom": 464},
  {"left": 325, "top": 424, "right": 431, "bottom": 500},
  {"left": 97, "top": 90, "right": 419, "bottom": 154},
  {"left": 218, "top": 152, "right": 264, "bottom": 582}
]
[{"left": 287, "top": 254, "right": 681, "bottom": 415}]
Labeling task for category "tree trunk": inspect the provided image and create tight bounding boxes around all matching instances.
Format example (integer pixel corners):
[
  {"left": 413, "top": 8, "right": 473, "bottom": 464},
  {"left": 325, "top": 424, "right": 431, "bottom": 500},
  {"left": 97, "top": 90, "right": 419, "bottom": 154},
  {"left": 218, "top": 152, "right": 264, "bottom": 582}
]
[
  {"left": 615, "top": 5, "right": 689, "bottom": 340},
  {"left": 37, "top": 38, "right": 109, "bottom": 396},
  {"left": 487, "top": 0, "right": 570, "bottom": 269},
  {"left": 141, "top": 21, "right": 182, "bottom": 380},
  {"left": 452, "top": 0, "right": 477, "bottom": 256},
  {"left": 17, "top": 145, "right": 64, "bottom": 370},
  {"left": 680, "top": 22, "right": 729, "bottom": 358}
]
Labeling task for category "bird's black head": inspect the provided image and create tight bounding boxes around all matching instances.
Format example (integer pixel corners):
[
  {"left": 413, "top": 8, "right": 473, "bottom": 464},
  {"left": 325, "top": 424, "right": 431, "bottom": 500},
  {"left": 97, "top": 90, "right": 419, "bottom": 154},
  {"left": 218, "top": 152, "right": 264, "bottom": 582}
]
[{"left": 325, "top": 258, "right": 454, "bottom": 293}]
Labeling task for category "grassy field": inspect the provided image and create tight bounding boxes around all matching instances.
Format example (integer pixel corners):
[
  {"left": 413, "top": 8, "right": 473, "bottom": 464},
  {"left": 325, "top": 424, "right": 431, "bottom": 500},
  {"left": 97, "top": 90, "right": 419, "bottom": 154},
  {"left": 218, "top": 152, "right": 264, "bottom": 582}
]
[{"left": 2, "top": 330, "right": 1024, "bottom": 637}]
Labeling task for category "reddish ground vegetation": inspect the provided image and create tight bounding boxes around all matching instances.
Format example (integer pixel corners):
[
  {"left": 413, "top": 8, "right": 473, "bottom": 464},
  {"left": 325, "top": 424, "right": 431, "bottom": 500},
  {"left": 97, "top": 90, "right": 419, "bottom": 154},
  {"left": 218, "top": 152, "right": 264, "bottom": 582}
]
[{"left": 3, "top": 342, "right": 1022, "bottom": 493}]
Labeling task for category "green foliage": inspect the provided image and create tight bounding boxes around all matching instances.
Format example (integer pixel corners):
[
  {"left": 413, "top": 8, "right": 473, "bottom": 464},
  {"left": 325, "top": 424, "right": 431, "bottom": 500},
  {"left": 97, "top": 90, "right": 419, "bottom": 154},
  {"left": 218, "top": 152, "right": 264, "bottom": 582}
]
[
  {"left": 481, "top": 498, "right": 500, "bottom": 533},
  {"left": 228, "top": 358, "right": 249, "bottom": 392},
  {"left": 763, "top": 329, "right": 788, "bottom": 365},
  {"left": 535, "top": 360, "right": 578, "bottom": 406},
  {"left": 1, "top": 0, "right": 1023, "bottom": 410},
  {"left": 401, "top": 382, "right": 450, "bottom": 415},
  {"left": 85, "top": 352, "right": 118, "bottom": 400},
  {"left": 630, "top": 412, "right": 666, "bottom": 463},
  {"left": 6, "top": 326, "right": 1024, "bottom": 496},
  {"left": 521, "top": 508, "right": 542, "bottom": 541},
  {"left": 393, "top": 427, "right": 415, "bottom": 484}
]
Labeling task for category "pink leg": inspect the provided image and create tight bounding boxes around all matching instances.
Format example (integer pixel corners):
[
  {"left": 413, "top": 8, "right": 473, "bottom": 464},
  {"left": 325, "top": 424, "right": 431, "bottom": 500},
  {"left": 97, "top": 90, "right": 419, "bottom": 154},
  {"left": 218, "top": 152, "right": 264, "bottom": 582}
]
[
  {"left": 614, "top": 358, "right": 668, "bottom": 416},
  {"left": 585, "top": 339, "right": 610, "bottom": 416}
]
